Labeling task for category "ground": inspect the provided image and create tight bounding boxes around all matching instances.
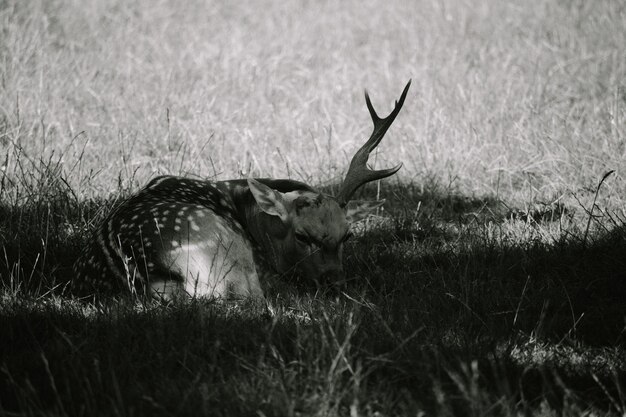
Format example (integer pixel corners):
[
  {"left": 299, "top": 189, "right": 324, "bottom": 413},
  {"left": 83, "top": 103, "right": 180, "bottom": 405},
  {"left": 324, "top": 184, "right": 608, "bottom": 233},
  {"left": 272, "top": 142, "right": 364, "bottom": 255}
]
[{"left": 0, "top": 0, "right": 625, "bottom": 415}]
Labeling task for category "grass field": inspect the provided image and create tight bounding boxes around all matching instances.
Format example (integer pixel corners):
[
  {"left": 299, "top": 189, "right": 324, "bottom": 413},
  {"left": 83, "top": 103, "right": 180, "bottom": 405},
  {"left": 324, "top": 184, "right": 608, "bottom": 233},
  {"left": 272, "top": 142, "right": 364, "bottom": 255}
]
[{"left": 1, "top": 0, "right": 625, "bottom": 415}]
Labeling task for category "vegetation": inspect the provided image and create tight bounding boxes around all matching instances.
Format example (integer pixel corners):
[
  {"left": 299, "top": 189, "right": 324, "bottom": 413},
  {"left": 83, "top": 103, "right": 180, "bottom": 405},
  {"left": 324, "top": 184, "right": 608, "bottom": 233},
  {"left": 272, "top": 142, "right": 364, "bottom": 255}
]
[{"left": 1, "top": 0, "right": 625, "bottom": 415}]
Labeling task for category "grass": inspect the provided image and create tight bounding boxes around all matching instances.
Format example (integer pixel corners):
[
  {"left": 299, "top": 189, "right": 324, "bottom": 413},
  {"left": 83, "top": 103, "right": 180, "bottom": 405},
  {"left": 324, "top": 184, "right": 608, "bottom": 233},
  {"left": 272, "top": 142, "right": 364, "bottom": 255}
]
[{"left": 1, "top": 0, "right": 625, "bottom": 415}]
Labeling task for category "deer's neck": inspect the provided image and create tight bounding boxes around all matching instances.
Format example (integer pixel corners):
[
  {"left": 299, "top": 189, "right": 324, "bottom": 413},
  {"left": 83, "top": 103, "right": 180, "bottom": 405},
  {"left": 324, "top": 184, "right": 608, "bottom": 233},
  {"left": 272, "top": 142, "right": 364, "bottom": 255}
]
[
  {"left": 216, "top": 180, "right": 282, "bottom": 269},
  {"left": 217, "top": 180, "right": 270, "bottom": 250}
]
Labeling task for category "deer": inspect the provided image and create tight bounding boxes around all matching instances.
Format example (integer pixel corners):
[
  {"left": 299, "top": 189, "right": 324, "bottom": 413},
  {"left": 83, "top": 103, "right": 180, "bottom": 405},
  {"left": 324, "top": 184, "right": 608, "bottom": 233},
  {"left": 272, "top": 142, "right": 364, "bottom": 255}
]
[{"left": 72, "top": 81, "right": 411, "bottom": 301}]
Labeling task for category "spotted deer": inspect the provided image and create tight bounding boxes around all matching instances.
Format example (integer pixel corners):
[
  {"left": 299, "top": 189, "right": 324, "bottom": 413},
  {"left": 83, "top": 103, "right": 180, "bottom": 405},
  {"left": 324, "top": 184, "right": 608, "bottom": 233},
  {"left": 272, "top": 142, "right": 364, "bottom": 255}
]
[{"left": 73, "top": 81, "right": 411, "bottom": 301}]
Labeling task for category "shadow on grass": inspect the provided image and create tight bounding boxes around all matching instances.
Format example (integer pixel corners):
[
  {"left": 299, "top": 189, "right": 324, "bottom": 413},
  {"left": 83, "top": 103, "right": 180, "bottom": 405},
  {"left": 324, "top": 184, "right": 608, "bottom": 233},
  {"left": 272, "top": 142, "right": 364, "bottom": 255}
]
[
  {"left": 335, "top": 181, "right": 625, "bottom": 414},
  {"left": 0, "top": 292, "right": 624, "bottom": 416},
  {"left": 0, "top": 179, "right": 623, "bottom": 345},
  {"left": 0, "top": 179, "right": 624, "bottom": 415},
  {"left": 0, "top": 299, "right": 286, "bottom": 416},
  {"left": 0, "top": 194, "right": 121, "bottom": 294},
  {"left": 332, "top": 181, "right": 624, "bottom": 345}
]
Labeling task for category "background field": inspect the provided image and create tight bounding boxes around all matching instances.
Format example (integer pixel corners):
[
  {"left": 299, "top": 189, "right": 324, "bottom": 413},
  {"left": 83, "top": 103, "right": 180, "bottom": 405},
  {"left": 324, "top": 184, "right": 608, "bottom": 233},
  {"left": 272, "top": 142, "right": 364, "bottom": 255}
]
[{"left": 1, "top": 0, "right": 625, "bottom": 415}]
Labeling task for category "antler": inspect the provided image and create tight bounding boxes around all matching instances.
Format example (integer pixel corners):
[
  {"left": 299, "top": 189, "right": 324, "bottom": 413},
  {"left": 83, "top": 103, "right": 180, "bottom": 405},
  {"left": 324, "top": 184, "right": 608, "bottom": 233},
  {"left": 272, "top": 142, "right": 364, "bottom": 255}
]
[{"left": 335, "top": 80, "right": 411, "bottom": 206}]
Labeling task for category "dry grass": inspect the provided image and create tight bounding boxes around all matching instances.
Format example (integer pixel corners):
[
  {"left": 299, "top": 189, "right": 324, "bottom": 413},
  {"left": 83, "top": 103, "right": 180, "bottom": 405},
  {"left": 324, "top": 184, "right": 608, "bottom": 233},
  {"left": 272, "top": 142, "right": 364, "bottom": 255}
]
[
  {"left": 2, "top": 0, "right": 624, "bottom": 200},
  {"left": 1, "top": 0, "right": 625, "bottom": 415}
]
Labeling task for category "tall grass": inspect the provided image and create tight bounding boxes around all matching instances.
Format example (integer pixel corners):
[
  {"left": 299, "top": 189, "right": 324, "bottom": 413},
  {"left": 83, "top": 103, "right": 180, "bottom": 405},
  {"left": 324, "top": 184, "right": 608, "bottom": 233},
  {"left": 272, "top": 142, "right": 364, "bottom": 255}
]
[
  {"left": 1, "top": 0, "right": 625, "bottom": 415},
  {"left": 1, "top": 0, "right": 624, "bottom": 200}
]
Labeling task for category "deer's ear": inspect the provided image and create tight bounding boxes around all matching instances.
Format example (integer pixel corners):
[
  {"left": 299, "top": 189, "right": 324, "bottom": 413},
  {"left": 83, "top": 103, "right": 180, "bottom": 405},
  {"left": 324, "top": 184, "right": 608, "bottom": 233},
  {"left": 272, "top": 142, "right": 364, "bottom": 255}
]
[
  {"left": 345, "top": 200, "right": 385, "bottom": 223},
  {"left": 247, "top": 178, "right": 289, "bottom": 222}
]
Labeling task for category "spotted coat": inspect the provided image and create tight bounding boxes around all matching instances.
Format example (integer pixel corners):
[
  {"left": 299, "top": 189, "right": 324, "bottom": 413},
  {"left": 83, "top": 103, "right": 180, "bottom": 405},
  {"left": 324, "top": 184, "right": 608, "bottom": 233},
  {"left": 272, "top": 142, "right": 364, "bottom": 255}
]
[{"left": 73, "top": 176, "right": 324, "bottom": 300}]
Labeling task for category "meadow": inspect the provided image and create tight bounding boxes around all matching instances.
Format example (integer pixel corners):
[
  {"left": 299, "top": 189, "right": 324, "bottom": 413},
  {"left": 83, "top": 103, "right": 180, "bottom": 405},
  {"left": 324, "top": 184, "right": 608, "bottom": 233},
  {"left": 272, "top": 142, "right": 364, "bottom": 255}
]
[{"left": 1, "top": 0, "right": 625, "bottom": 415}]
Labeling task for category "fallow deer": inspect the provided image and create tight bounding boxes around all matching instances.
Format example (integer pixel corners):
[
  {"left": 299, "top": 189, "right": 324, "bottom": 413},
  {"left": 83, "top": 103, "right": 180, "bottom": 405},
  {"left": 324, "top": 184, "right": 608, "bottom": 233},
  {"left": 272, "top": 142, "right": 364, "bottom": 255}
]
[{"left": 73, "top": 81, "right": 411, "bottom": 300}]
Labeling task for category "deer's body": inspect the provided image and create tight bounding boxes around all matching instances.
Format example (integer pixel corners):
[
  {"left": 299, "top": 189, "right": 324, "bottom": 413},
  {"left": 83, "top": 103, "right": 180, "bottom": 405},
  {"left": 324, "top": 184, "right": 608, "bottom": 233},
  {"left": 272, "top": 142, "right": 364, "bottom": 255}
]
[
  {"left": 73, "top": 81, "right": 411, "bottom": 300},
  {"left": 74, "top": 177, "right": 319, "bottom": 299}
]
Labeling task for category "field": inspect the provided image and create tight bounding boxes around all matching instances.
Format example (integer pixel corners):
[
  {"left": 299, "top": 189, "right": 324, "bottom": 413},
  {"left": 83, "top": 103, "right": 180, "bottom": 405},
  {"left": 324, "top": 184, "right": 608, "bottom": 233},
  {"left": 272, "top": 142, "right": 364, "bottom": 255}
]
[{"left": 1, "top": 0, "right": 625, "bottom": 415}]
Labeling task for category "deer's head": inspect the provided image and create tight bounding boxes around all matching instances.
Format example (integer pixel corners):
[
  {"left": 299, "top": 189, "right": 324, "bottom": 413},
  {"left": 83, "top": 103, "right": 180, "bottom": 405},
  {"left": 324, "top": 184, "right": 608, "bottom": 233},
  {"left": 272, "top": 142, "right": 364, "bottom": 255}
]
[{"left": 248, "top": 81, "right": 411, "bottom": 286}]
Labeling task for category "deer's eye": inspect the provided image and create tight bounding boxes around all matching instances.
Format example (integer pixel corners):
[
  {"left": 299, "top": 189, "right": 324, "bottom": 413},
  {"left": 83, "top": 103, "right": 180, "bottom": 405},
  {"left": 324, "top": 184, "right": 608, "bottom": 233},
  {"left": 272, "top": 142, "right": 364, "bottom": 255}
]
[
  {"left": 295, "top": 232, "right": 321, "bottom": 249},
  {"left": 295, "top": 233, "right": 311, "bottom": 244}
]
